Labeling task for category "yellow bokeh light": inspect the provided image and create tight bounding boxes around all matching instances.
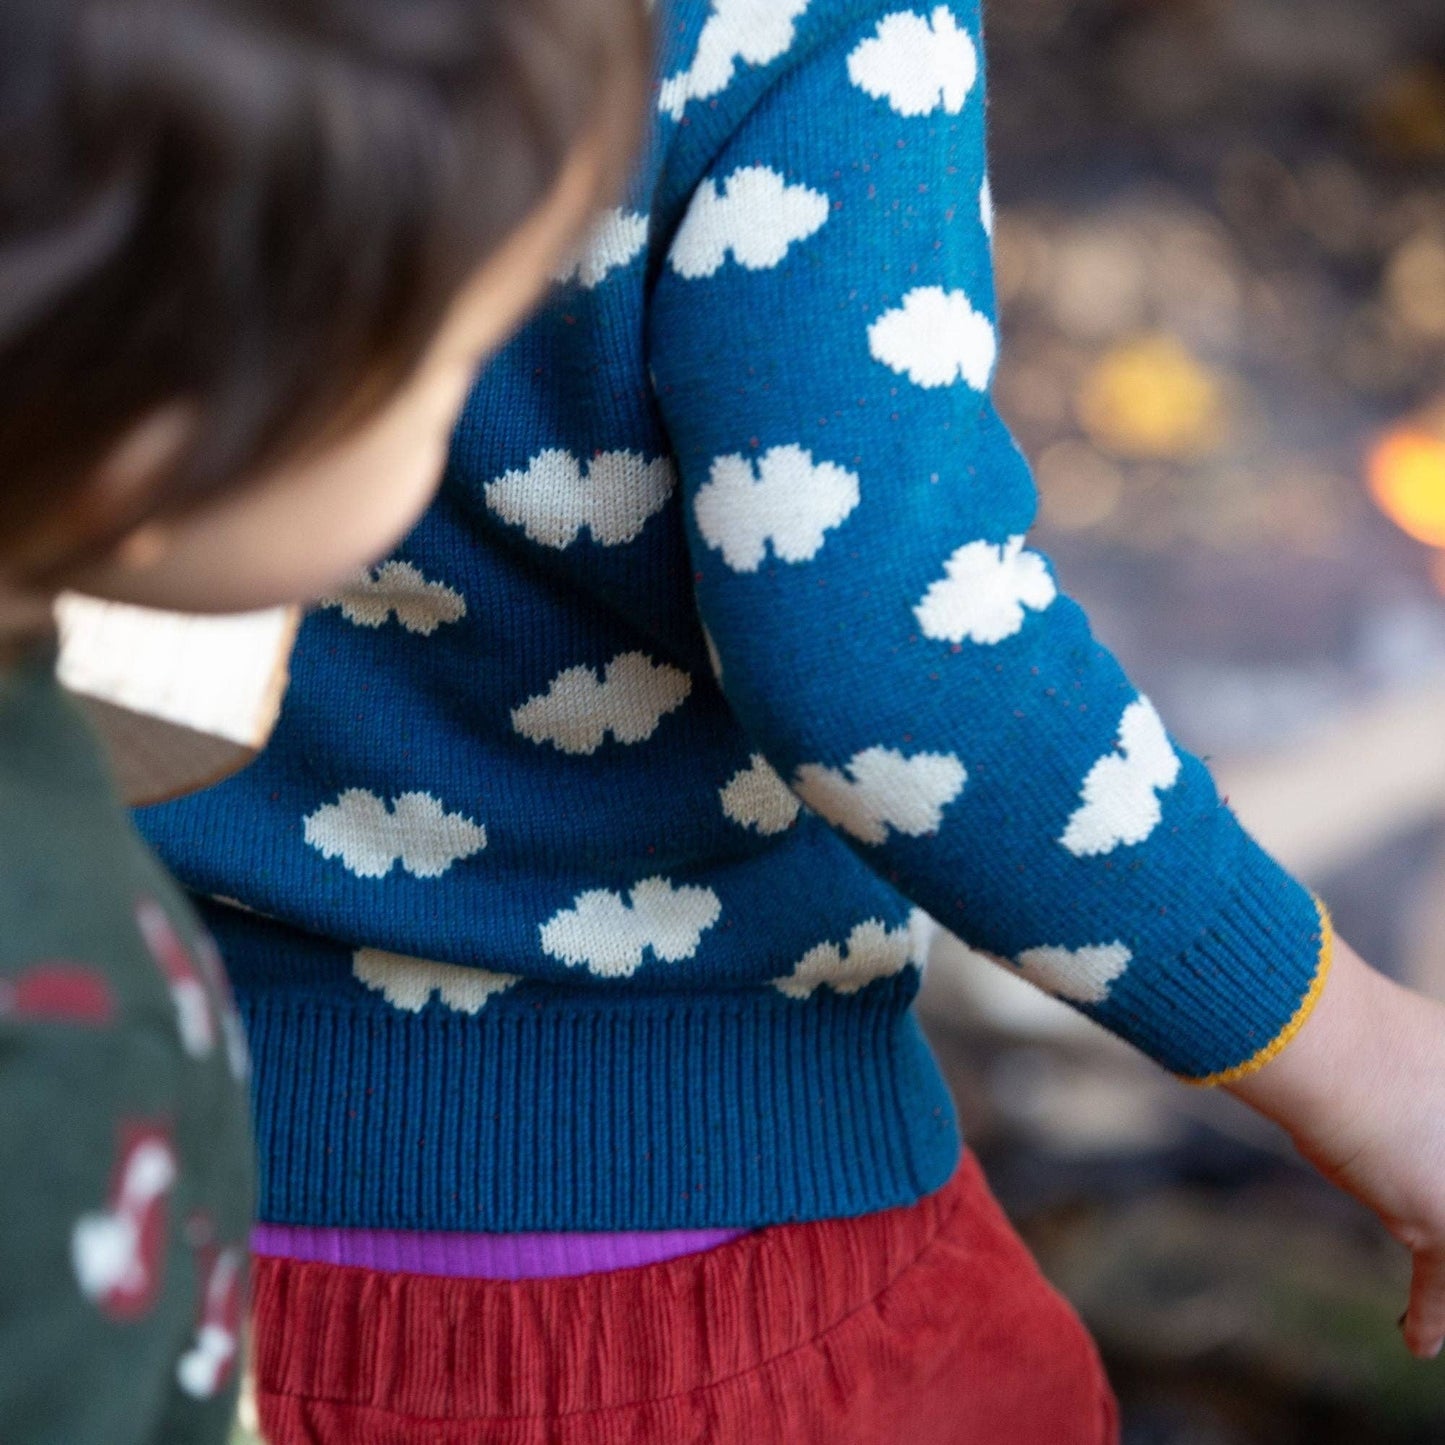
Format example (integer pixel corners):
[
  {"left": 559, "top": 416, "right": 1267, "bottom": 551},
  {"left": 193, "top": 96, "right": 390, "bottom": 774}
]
[
  {"left": 1076, "top": 335, "right": 1226, "bottom": 461},
  {"left": 1367, "top": 427, "right": 1445, "bottom": 548}
]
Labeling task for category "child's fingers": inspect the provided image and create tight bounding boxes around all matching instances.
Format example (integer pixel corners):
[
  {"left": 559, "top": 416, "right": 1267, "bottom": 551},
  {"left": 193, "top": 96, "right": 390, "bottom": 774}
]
[{"left": 1404, "top": 1249, "right": 1445, "bottom": 1359}]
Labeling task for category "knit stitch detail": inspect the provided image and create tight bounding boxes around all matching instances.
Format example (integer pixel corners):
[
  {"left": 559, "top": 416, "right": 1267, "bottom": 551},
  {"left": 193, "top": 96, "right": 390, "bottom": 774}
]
[{"left": 1180, "top": 893, "right": 1334, "bottom": 1088}]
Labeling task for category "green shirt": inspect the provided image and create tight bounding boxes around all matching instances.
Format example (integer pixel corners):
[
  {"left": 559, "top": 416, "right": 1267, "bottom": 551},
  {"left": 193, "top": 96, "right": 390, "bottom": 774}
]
[{"left": 0, "top": 644, "right": 254, "bottom": 1445}]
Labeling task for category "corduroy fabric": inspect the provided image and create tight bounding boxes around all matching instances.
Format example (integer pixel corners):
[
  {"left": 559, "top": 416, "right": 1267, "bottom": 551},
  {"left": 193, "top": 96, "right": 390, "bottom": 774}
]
[{"left": 251, "top": 1151, "right": 1119, "bottom": 1445}]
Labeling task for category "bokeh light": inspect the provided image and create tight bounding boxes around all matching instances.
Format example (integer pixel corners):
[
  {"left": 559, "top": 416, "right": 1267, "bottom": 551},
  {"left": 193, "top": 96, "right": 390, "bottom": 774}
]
[
  {"left": 1075, "top": 334, "right": 1226, "bottom": 462},
  {"left": 1367, "top": 425, "right": 1445, "bottom": 548}
]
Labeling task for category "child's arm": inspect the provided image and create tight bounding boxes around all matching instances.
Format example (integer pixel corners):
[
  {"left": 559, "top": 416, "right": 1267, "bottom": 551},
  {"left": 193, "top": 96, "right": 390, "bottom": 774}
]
[
  {"left": 1226, "top": 936, "right": 1445, "bottom": 1359},
  {"left": 649, "top": 0, "right": 1327, "bottom": 1086},
  {"left": 646, "top": 0, "right": 1444, "bottom": 1353}
]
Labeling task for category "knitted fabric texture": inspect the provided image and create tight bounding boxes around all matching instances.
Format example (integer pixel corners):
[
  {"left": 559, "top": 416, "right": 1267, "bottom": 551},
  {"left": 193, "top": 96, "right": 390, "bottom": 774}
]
[{"left": 140, "top": 0, "right": 1330, "bottom": 1233}]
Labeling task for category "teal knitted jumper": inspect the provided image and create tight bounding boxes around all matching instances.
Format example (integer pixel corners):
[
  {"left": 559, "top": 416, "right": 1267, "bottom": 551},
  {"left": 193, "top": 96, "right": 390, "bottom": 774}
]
[{"left": 139, "top": 0, "right": 1333, "bottom": 1231}]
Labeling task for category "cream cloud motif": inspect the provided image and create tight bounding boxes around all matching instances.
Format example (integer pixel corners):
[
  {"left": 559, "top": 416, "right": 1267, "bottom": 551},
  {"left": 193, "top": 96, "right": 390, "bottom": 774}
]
[
  {"left": 353, "top": 947, "right": 518, "bottom": 1014},
  {"left": 1058, "top": 697, "right": 1182, "bottom": 857},
  {"left": 303, "top": 790, "right": 487, "bottom": 879},
  {"left": 846, "top": 5, "right": 978, "bottom": 117},
  {"left": 669, "top": 167, "right": 830, "bottom": 278},
  {"left": 1010, "top": 940, "right": 1132, "bottom": 1004},
  {"left": 552, "top": 207, "right": 648, "bottom": 289},
  {"left": 485, "top": 448, "right": 676, "bottom": 550},
  {"left": 658, "top": 0, "right": 811, "bottom": 121},
  {"left": 694, "top": 444, "right": 859, "bottom": 572},
  {"left": 512, "top": 652, "right": 691, "bottom": 756},
  {"left": 914, "top": 534, "right": 1057, "bottom": 645},
  {"left": 793, "top": 746, "right": 967, "bottom": 845},
  {"left": 868, "top": 286, "right": 997, "bottom": 390},
  {"left": 540, "top": 877, "right": 722, "bottom": 978},
  {"left": 720, "top": 754, "right": 800, "bottom": 835},
  {"left": 772, "top": 913, "right": 932, "bottom": 999},
  {"left": 322, "top": 561, "right": 466, "bottom": 636}
]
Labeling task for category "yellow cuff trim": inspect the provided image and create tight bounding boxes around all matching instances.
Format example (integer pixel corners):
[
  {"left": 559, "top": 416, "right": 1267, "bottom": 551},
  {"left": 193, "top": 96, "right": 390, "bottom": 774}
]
[{"left": 1180, "top": 893, "right": 1334, "bottom": 1089}]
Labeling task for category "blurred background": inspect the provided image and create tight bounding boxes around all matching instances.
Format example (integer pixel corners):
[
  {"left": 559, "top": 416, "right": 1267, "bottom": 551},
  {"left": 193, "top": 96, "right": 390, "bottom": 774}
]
[
  {"left": 916, "top": 0, "right": 1445, "bottom": 1439},
  {"left": 233, "top": 1, "right": 1445, "bottom": 1439}
]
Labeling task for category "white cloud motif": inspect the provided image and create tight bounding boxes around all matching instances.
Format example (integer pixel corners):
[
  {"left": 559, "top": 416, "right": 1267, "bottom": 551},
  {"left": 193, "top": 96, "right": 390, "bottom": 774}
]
[
  {"left": 669, "top": 167, "right": 830, "bottom": 278},
  {"left": 772, "top": 916, "right": 922, "bottom": 999},
  {"left": 914, "top": 534, "right": 1056, "bottom": 644},
  {"left": 793, "top": 746, "right": 967, "bottom": 845},
  {"left": 540, "top": 877, "right": 722, "bottom": 978},
  {"left": 846, "top": 5, "right": 979, "bottom": 117},
  {"left": 353, "top": 948, "right": 518, "bottom": 1013},
  {"left": 980, "top": 176, "right": 994, "bottom": 237},
  {"left": 485, "top": 448, "right": 675, "bottom": 549},
  {"left": 303, "top": 790, "right": 487, "bottom": 879},
  {"left": 869, "top": 286, "right": 997, "bottom": 390},
  {"left": 658, "top": 0, "right": 811, "bottom": 121},
  {"left": 694, "top": 444, "right": 859, "bottom": 572},
  {"left": 908, "top": 909, "right": 940, "bottom": 972},
  {"left": 512, "top": 652, "right": 691, "bottom": 755},
  {"left": 1011, "top": 941, "right": 1133, "bottom": 1004},
  {"left": 1058, "top": 698, "right": 1182, "bottom": 856},
  {"left": 720, "top": 754, "right": 800, "bottom": 834},
  {"left": 553, "top": 207, "right": 648, "bottom": 289},
  {"left": 322, "top": 561, "right": 466, "bottom": 635}
]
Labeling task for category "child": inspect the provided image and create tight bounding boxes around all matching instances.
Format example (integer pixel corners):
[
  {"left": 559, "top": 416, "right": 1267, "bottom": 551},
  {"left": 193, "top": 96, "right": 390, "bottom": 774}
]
[
  {"left": 140, "top": 1, "right": 1445, "bottom": 1441},
  {"left": 0, "top": 1, "right": 647, "bottom": 1440}
]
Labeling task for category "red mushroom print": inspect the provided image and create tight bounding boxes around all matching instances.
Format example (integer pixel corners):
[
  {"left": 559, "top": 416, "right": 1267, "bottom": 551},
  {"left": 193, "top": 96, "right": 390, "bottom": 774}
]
[
  {"left": 0, "top": 964, "right": 115, "bottom": 1026},
  {"left": 175, "top": 1237, "right": 245, "bottom": 1399},
  {"left": 70, "top": 1122, "right": 177, "bottom": 1321},
  {"left": 135, "top": 898, "right": 215, "bottom": 1059}
]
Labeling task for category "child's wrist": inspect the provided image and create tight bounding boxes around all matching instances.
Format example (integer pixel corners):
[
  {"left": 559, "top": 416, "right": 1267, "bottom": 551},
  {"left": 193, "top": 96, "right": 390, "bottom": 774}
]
[{"left": 1222, "top": 933, "right": 1389, "bottom": 1143}]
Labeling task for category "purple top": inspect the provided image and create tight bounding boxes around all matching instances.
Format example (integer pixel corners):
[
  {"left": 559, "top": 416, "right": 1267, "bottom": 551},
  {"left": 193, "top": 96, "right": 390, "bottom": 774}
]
[{"left": 252, "top": 1224, "right": 748, "bottom": 1279}]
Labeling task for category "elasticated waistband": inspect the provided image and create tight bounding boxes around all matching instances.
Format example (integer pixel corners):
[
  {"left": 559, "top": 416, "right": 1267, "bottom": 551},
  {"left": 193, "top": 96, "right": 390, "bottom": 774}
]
[{"left": 251, "top": 1151, "right": 975, "bottom": 1422}]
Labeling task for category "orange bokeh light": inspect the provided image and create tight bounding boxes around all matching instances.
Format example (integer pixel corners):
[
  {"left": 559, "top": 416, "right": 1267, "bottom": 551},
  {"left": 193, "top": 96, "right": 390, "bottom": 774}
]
[{"left": 1368, "top": 427, "right": 1445, "bottom": 548}]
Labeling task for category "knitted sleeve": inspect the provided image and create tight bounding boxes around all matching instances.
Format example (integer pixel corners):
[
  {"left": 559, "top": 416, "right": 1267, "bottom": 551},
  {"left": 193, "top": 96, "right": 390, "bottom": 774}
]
[{"left": 645, "top": 0, "right": 1332, "bottom": 1085}]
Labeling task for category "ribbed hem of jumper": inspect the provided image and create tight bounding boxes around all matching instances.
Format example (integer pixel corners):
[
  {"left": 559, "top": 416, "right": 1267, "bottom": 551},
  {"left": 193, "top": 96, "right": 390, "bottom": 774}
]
[
  {"left": 1096, "top": 833, "right": 1332, "bottom": 1080},
  {"left": 239, "top": 982, "right": 960, "bottom": 1231}
]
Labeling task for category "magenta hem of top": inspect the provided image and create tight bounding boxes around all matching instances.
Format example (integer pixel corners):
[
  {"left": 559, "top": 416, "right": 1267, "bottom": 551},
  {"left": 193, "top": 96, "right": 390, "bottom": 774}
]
[{"left": 251, "top": 1223, "right": 750, "bottom": 1280}]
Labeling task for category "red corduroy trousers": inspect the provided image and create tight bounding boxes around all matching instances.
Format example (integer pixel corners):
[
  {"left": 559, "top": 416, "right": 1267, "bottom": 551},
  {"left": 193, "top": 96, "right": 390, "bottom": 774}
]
[{"left": 251, "top": 1150, "right": 1118, "bottom": 1445}]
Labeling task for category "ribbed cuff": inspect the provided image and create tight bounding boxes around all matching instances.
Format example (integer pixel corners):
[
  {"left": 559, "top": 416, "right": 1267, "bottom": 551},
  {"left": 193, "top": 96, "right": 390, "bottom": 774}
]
[
  {"left": 1095, "top": 835, "right": 1333, "bottom": 1082},
  {"left": 1182, "top": 892, "right": 1333, "bottom": 1088}
]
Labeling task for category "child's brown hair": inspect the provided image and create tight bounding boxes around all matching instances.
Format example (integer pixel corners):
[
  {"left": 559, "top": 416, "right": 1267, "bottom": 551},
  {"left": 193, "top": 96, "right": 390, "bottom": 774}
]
[{"left": 0, "top": 0, "right": 650, "bottom": 574}]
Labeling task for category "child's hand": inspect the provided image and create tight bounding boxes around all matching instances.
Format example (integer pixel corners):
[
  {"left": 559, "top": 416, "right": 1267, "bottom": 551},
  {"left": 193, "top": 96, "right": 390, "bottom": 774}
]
[{"left": 1225, "top": 932, "right": 1445, "bottom": 1359}]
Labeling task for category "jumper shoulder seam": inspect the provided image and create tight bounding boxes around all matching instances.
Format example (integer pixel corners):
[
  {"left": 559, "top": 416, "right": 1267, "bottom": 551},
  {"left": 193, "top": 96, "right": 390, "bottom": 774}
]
[{"left": 644, "top": 0, "right": 924, "bottom": 293}]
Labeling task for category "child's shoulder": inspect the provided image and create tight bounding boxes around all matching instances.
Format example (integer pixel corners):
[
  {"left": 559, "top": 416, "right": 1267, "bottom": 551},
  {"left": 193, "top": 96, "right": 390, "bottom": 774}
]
[
  {"left": 650, "top": 0, "right": 982, "bottom": 137},
  {"left": 0, "top": 654, "right": 206, "bottom": 1031}
]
